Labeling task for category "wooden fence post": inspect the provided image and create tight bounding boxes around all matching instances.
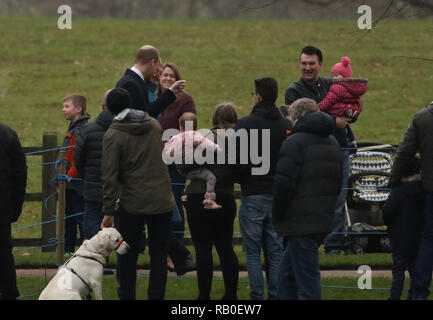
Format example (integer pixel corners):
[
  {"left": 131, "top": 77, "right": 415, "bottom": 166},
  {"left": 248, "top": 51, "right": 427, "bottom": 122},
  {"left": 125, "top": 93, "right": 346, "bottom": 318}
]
[
  {"left": 41, "top": 132, "right": 58, "bottom": 252},
  {"left": 57, "top": 150, "right": 66, "bottom": 265}
]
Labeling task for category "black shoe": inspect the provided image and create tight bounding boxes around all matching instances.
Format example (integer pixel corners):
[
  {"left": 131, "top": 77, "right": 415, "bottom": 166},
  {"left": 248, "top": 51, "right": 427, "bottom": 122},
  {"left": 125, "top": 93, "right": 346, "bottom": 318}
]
[{"left": 175, "top": 258, "right": 197, "bottom": 276}]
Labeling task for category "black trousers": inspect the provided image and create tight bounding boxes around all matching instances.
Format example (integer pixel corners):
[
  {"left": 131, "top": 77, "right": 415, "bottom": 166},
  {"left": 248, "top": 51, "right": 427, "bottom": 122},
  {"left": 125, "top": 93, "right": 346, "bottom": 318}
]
[
  {"left": 65, "top": 189, "right": 84, "bottom": 253},
  {"left": 0, "top": 224, "right": 19, "bottom": 300},
  {"left": 185, "top": 193, "right": 239, "bottom": 300},
  {"left": 116, "top": 208, "right": 171, "bottom": 300}
]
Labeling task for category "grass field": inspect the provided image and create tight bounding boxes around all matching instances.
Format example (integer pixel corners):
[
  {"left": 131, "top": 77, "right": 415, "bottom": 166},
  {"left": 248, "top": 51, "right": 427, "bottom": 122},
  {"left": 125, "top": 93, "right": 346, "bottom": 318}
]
[
  {"left": 18, "top": 273, "right": 427, "bottom": 300},
  {"left": 2, "top": 17, "right": 431, "bottom": 299}
]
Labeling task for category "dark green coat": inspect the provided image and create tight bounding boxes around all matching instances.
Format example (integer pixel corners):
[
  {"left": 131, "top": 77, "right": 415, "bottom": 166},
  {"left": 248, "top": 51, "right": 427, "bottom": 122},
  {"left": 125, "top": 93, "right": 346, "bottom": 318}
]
[{"left": 102, "top": 109, "right": 174, "bottom": 216}]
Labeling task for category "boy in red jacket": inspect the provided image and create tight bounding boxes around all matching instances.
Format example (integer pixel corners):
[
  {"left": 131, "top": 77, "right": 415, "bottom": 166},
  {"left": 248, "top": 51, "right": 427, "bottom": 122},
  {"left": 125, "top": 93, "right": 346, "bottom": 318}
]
[{"left": 318, "top": 56, "right": 367, "bottom": 122}]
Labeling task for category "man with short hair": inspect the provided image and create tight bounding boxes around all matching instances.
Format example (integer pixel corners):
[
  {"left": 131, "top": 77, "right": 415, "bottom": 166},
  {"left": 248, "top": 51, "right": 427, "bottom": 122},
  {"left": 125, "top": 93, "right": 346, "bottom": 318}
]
[
  {"left": 273, "top": 98, "right": 343, "bottom": 300},
  {"left": 0, "top": 123, "right": 27, "bottom": 300},
  {"left": 390, "top": 101, "right": 433, "bottom": 300},
  {"left": 101, "top": 88, "right": 174, "bottom": 300},
  {"left": 116, "top": 45, "right": 185, "bottom": 117},
  {"left": 235, "top": 77, "right": 291, "bottom": 300},
  {"left": 74, "top": 89, "right": 112, "bottom": 240},
  {"left": 285, "top": 46, "right": 353, "bottom": 255}
]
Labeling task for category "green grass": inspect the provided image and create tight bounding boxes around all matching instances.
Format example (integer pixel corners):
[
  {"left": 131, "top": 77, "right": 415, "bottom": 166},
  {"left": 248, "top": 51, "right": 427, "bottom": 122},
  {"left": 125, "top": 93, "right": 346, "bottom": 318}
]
[
  {"left": 3, "top": 17, "right": 429, "bottom": 299},
  {"left": 17, "top": 275, "right": 417, "bottom": 300}
]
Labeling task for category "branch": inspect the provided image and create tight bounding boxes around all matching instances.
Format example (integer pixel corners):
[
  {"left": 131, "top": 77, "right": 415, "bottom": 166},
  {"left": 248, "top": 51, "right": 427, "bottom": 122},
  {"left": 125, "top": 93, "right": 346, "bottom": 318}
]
[{"left": 404, "top": 0, "right": 433, "bottom": 11}]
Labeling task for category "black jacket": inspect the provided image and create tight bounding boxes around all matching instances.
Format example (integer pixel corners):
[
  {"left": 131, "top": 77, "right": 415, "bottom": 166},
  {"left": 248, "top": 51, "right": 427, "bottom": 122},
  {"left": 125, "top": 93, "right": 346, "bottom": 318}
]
[
  {"left": 285, "top": 77, "right": 333, "bottom": 106},
  {"left": 390, "top": 103, "right": 433, "bottom": 194},
  {"left": 285, "top": 76, "right": 351, "bottom": 147},
  {"left": 0, "top": 123, "right": 27, "bottom": 224},
  {"left": 75, "top": 110, "right": 113, "bottom": 203},
  {"left": 272, "top": 112, "right": 343, "bottom": 237},
  {"left": 234, "top": 101, "right": 291, "bottom": 196},
  {"left": 382, "top": 181, "right": 424, "bottom": 256},
  {"left": 61, "top": 113, "right": 90, "bottom": 195},
  {"left": 115, "top": 69, "right": 177, "bottom": 117}
]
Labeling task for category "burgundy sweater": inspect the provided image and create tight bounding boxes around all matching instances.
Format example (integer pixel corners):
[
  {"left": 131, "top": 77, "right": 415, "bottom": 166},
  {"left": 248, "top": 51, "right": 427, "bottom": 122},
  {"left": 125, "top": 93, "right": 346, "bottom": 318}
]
[{"left": 159, "top": 92, "right": 196, "bottom": 134}]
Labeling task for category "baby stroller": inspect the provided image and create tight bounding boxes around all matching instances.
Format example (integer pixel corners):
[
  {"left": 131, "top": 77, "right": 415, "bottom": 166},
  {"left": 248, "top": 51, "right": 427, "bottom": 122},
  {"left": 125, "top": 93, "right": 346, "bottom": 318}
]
[{"left": 342, "top": 142, "right": 397, "bottom": 255}]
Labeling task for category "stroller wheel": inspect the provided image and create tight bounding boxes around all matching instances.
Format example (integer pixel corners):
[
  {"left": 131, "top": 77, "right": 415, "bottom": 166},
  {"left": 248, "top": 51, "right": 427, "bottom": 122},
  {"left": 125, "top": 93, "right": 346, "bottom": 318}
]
[{"left": 354, "top": 244, "right": 364, "bottom": 255}]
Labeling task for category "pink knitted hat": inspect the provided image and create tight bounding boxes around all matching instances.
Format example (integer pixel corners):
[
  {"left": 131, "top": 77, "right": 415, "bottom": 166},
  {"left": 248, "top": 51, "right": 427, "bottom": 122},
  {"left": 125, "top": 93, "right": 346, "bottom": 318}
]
[{"left": 331, "top": 56, "right": 352, "bottom": 78}]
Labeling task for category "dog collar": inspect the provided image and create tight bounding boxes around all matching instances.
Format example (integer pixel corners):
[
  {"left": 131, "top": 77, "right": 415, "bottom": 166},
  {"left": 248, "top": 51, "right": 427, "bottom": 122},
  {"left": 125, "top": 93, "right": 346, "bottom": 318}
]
[{"left": 115, "top": 240, "right": 124, "bottom": 251}]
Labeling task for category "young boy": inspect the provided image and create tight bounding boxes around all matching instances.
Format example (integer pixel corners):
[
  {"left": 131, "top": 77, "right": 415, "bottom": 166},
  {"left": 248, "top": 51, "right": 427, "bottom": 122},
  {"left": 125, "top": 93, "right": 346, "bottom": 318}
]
[
  {"left": 383, "top": 156, "right": 424, "bottom": 300},
  {"left": 61, "top": 94, "right": 90, "bottom": 255}
]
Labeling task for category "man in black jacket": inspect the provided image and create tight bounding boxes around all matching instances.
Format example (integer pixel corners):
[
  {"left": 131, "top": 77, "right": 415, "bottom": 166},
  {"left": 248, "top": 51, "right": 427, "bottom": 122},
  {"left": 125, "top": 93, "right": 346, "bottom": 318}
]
[
  {"left": 273, "top": 98, "right": 343, "bottom": 300},
  {"left": 115, "top": 45, "right": 185, "bottom": 117},
  {"left": 285, "top": 46, "right": 353, "bottom": 255},
  {"left": 235, "top": 77, "right": 291, "bottom": 300},
  {"left": 0, "top": 123, "right": 27, "bottom": 300},
  {"left": 75, "top": 90, "right": 113, "bottom": 240},
  {"left": 390, "top": 101, "right": 433, "bottom": 300}
]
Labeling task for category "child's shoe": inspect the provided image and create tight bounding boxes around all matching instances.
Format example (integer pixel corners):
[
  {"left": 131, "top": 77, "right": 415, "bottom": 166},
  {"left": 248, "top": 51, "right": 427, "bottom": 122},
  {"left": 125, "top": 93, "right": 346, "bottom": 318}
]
[
  {"left": 203, "top": 199, "right": 222, "bottom": 210},
  {"left": 203, "top": 192, "right": 222, "bottom": 210}
]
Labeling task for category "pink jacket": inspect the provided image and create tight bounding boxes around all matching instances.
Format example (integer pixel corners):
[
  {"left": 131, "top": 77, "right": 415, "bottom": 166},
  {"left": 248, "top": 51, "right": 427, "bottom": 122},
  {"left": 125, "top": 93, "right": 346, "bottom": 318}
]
[
  {"left": 163, "top": 130, "right": 222, "bottom": 162},
  {"left": 318, "top": 78, "right": 367, "bottom": 120}
]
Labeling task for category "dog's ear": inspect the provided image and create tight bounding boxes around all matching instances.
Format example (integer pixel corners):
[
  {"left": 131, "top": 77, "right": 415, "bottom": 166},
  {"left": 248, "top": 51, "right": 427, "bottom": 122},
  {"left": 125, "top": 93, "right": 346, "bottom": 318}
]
[{"left": 97, "top": 232, "right": 110, "bottom": 253}]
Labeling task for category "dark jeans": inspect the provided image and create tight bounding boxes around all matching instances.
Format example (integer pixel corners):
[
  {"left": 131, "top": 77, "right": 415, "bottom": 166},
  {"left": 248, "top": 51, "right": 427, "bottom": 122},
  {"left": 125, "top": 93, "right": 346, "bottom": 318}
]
[
  {"left": 389, "top": 252, "right": 416, "bottom": 300},
  {"left": 0, "top": 224, "right": 19, "bottom": 300},
  {"left": 324, "top": 150, "right": 350, "bottom": 253},
  {"left": 83, "top": 201, "right": 103, "bottom": 240},
  {"left": 278, "top": 235, "right": 323, "bottom": 300},
  {"left": 186, "top": 193, "right": 239, "bottom": 300},
  {"left": 169, "top": 165, "right": 186, "bottom": 238},
  {"left": 116, "top": 208, "right": 171, "bottom": 300},
  {"left": 65, "top": 189, "right": 84, "bottom": 253},
  {"left": 412, "top": 193, "right": 433, "bottom": 299}
]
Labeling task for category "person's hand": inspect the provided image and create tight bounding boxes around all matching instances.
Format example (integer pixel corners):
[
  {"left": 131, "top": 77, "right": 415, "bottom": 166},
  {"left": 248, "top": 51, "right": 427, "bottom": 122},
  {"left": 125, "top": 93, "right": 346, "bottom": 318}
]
[
  {"left": 100, "top": 215, "right": 115, "bottom": 229},
  {"left": 169, "top": 80, "right": 186, "bottom": 94},
  {"left": 335, "top": 116, "right": 352, "bottom": 129}
]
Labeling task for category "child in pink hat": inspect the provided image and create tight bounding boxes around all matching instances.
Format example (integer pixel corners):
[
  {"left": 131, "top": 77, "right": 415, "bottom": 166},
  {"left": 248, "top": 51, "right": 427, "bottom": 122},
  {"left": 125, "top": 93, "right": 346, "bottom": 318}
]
[{"left": 318, "top": 56, "right": 367, "bottom": 122}]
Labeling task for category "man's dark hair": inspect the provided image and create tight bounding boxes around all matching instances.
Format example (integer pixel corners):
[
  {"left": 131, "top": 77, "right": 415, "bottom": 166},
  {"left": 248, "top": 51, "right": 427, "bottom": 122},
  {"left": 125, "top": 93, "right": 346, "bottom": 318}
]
[
  {"left": 254, "top": 77, "right": 278, "bottom": 103},
  {"left": 300, "top": 46, "right": 323, "bottom": 63}
]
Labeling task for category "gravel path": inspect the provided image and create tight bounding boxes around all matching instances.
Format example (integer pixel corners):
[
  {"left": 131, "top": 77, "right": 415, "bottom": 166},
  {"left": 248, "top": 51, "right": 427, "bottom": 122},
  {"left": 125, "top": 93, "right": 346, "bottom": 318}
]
[{"left": 16, "top": 269, "right": 396, "bottom": 278}]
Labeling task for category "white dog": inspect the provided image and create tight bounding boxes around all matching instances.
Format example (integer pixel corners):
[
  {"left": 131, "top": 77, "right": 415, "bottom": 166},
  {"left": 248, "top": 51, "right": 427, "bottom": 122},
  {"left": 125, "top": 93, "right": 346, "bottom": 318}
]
[{"left": 39, "top": 227, "right": 129, "bottom": 300}]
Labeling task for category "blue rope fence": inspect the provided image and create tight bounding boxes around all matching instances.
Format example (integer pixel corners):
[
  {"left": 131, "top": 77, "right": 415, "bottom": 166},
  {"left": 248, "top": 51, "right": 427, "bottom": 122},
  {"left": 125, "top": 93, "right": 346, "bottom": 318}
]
[{"left": 15, "top": 144, "right": 399, "bottom": 299}]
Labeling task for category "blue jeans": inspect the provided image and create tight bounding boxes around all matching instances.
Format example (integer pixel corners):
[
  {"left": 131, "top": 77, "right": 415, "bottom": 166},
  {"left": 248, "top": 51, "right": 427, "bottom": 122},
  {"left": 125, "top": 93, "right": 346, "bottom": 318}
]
[
  {"left": 239, "top": 194, "right": 283, "bottom": 300},
  {"left": 278, "top": 235, "right": 322, "bottom": 300},
  {"left": 411, "top": 193, "right": 433, "bottom": 299},
  {"left": 324, "top": 150, "right": 350, "bottom": 252},
  {"left": 83, "top": 201, "right": 104, "bottom": 240}
]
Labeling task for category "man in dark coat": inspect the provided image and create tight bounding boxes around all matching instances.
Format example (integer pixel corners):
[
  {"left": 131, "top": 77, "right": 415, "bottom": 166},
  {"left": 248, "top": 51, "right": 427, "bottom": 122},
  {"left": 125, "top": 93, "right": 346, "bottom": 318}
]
[
  {"left": 390, "top": 101, "right": 433, "bottom": 300},
  {"left": 101, "top": 88, "right": 174, "bottom": 300},
  {"left": 0, "top": 123, "right": 27, "bottom": 300},
  {"left": 383, "top": 156, "right": 424, "bottom": 300},
  {"left": 235, "top": 77, "right": 291, "bottom": 300},
  {"left": 74, "top": 89, "right": 113, "bottom": 240},
  {"left": 285, "top": 45, "right": 353, "bottom": 255},
  {"left": 115, "top": 45, "right": 185, "bottom": 117},
  {"left": 273, "top": 98, "right": 343, "bottom": 300}
]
